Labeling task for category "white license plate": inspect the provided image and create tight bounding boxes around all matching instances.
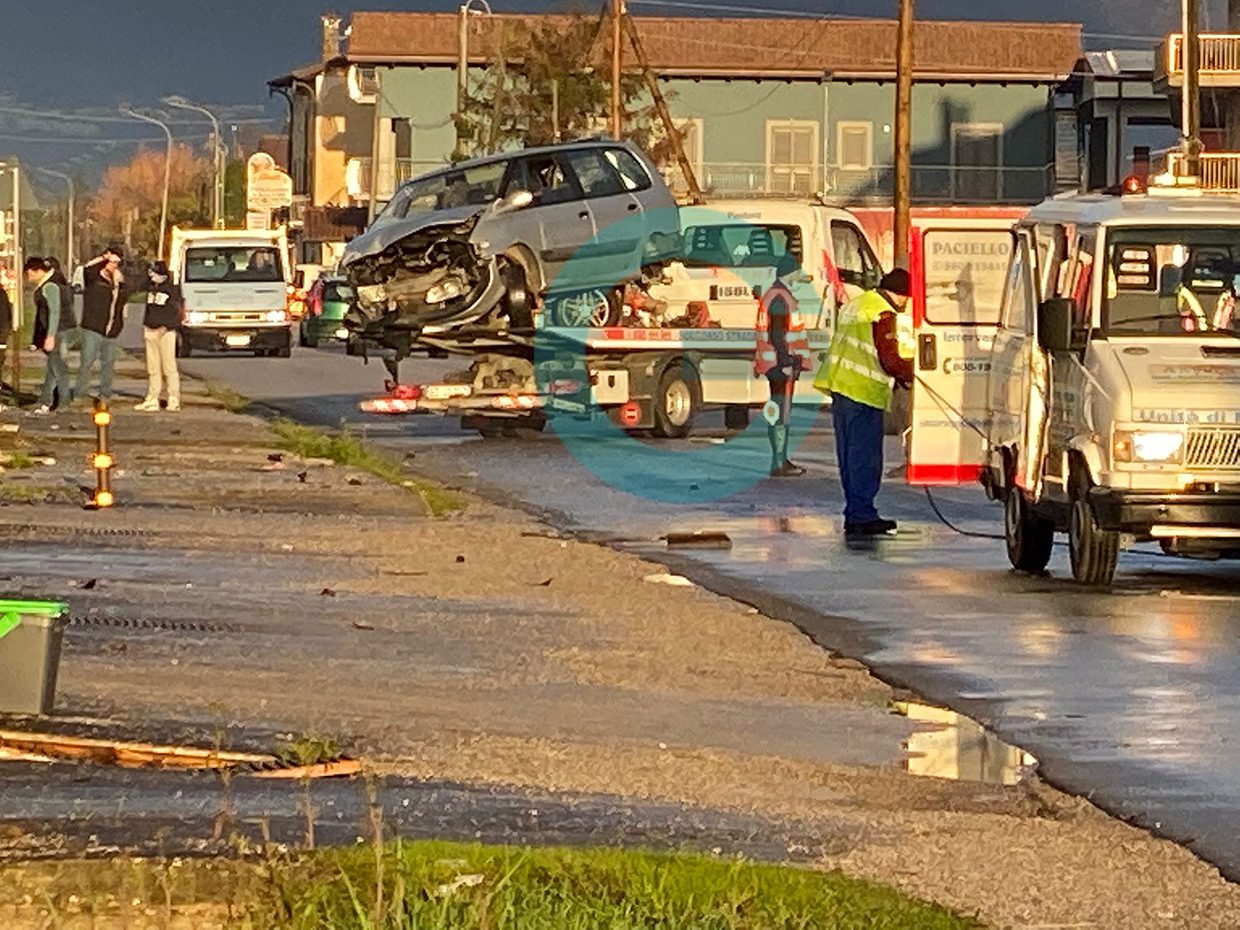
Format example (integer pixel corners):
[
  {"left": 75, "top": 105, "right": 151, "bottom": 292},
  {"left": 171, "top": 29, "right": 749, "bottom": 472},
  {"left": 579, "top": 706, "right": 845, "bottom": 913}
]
[
  {"left": 716, "top": 285, "right": 753, "bottom": 299},
  {"left": 334, "top": 328, "right": 349, "bottom": 339},
  {"left": 225, "top": 334, "right": 252, "bottom": 348}
]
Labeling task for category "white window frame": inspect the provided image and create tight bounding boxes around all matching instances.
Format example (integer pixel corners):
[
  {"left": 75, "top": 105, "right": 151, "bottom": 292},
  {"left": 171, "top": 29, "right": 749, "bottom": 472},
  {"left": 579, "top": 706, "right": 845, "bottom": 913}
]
[
  {"left": 836, "top": 121, "right": 874, "bottom": 171},
  {"left": 950, "top": 122, "right": 1004, "bottom": 200},
  {"left": 765, "top": 119, "right": 820, "bottom": 195}
]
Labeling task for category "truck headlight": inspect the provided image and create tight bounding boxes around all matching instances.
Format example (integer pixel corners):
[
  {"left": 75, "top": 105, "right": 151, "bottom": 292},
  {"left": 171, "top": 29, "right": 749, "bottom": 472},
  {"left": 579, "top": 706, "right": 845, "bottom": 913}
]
[
  {"left": 425, "top": 280, "right": 465, "bottom": 305},
  {"left": 1114, "top": 430, "right": 1185, "bottom": 464},
  {"left": 265, "top": 309, "right": 289, "bottom": 323},
  {"left": 186, "top": 310, "right": 209, "bottom": 325}
]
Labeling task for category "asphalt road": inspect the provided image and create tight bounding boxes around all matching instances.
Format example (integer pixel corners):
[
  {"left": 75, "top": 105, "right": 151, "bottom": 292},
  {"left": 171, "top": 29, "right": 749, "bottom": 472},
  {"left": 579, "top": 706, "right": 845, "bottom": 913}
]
[{"left": 146, "top": 330, "right": 1240, "bottom": 879}]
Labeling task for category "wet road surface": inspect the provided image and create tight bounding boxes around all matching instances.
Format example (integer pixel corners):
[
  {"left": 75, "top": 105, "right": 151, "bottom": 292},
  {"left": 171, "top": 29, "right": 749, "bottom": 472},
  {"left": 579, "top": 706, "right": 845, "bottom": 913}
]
[{"left": 159, "top": 337, "right": 1240, "bottom": 877}]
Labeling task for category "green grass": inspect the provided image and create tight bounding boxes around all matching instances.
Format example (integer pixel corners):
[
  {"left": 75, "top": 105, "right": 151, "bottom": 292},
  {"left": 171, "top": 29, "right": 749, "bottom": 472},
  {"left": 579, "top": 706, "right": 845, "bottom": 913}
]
[
  {"left": 0, "top": 482, "right": 78, "bottom": 504},
  {"left": 203, "top": 380, "right": 252, "bottom": 414},
  {"left": 0, "top": 841, "right": 981, "bottom": 929},
  {"left": 273, "top": 733, "right": 344, "bottom": 767},
  {"left": 0, "top": 449, "right": 36, "bottom": 469},
  {"left": 271, "top": 419, "right": 465, "bottom": 517}
]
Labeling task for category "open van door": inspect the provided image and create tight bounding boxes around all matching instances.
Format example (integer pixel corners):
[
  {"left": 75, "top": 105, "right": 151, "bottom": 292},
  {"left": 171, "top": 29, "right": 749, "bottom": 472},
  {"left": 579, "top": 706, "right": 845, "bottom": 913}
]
[{"left": 907, "top": 224, "right": 1014, "bottom": 485}]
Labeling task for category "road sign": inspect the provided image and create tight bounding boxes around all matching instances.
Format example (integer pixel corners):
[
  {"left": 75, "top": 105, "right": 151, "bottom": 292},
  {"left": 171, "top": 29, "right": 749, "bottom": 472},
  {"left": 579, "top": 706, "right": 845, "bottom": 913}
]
[{"left": 246, "top": 153, "right": 293, "bottom": 212}]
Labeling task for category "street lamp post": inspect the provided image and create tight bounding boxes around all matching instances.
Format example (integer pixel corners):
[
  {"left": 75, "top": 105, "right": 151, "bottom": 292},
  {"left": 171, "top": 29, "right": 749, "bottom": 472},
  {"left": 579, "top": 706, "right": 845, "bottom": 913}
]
[
  {"left": 121, "top": 107, "right": 173, "bottom": 260},
  {"left": 31, "top": 167, "right": 75, "bottom": 269},
  {"left": 164, "top": 96, "right": 225, "bottom": 228}
]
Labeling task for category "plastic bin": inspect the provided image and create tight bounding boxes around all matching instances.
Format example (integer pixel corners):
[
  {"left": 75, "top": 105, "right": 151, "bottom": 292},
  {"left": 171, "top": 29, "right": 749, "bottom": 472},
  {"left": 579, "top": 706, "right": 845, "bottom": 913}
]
[{"left": 0, "top": 599, "right": 69, "bottom": 716}]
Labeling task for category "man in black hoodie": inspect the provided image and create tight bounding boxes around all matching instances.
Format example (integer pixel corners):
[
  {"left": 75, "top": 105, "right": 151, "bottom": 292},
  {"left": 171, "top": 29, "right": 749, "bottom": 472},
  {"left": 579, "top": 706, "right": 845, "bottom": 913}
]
[{"left": 75, "top": 244, "right": 127, "bottom": 403}]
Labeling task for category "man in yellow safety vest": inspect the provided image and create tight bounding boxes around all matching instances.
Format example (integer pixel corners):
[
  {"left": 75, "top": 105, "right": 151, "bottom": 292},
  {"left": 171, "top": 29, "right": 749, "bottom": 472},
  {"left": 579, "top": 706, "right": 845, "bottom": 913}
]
[
  {"left": 753, "top": 255, "right": 813, "bottom": 477},
  {"left": 822, "top": 268, "right": 914, "bottom": 539}
]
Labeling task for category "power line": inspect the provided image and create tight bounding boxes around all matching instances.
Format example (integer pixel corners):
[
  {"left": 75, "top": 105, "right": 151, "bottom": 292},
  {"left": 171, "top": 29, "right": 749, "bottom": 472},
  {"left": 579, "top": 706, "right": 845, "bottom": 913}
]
[
  {"left": 0, "top": 132, "right": 210, "bottom": 146},
  {"left": 0, "top": 104, "right": 277, "bottom": 127}
]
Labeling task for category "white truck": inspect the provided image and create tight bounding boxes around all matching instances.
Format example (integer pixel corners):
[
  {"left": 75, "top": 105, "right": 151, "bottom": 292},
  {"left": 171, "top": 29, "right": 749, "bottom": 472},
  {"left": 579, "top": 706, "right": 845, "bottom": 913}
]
[
  {"left": 169, "top": 227, "right": 294, "bottom": 358},
  {"left": 361, "top": 199, "right": 885, "bottom": 437},
  {"left": 908, "top": 177, "right": 1240, "bottom": 585}
]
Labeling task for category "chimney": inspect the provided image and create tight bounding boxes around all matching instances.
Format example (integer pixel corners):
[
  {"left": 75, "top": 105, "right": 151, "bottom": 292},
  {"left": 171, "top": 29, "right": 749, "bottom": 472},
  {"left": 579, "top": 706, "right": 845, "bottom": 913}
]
[
  {"left": 1132, "top": 146, "right": 1151, "bottom": 183},
  {"left": 322, "top": 13, "right": 343, "bottom": 61}
]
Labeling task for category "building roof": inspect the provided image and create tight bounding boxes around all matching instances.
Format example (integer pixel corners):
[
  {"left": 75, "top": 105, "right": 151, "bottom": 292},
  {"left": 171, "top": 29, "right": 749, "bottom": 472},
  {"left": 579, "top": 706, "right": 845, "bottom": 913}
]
[
  {"left": 340, "top": 12, "right": 1082, "bottom": 82},
  {"left": 1080, "top": 49, "right": 1156, "bottom": 80}
]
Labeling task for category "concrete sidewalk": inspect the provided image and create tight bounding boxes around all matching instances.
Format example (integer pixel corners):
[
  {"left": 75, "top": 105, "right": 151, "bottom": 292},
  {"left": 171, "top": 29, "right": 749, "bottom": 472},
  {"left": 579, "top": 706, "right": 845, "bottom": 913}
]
[{"left": 0, "top": 351, "right": 1237, "bottom": 928}]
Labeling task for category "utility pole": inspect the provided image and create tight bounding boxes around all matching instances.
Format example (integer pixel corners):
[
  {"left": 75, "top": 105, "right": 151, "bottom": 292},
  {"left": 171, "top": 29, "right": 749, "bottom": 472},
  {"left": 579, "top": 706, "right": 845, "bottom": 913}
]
[
  {"left": 893, "top": 0, "right": 915, "bottom": 269},
  {"left": 8, "top": 163, "right": 22, "bottom": 404},
  {"left": 455, "top": 0, "right": 493, "bottom": 159},
  {"left": 1182, "top": 0, "right": 1203, "bottom": 178},
  {"left": 121, "top": 107, "right": 173, "bottom": 259},
  {"left": 611, "top": 0, "right": 624, "bottom": 139}
]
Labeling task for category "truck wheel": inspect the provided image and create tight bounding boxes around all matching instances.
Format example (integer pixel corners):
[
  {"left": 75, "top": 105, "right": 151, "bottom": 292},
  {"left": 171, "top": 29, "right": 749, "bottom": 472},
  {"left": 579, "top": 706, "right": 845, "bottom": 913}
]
[
  {"left": 549, "top": 289, "right": 620, "bottom": 328},
  {"left": 652, "top": 363, "right": 699, "bottom": 439},
  {"left": 275, "top": 334, "right": 293, "bottom": 358},
  {"left": 724, "top": 405, "right": 750, "bottom": 431},
  {"left": 1068, "top": 482, "right": 1119, "bottom": 586},
  {"left": 1004, "top": 490, "right": 1054, "bottom": 574},
  {"left": 176, "top": 336, "right": 192, "bottom": 359}
]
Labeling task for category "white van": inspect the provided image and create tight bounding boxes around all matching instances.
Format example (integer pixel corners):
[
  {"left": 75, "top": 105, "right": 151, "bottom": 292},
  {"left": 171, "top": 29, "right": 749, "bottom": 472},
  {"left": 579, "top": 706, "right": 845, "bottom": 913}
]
[
  {"left": 169, "top": 227, "right": 294, "bottom": 358},
  {"left": 909, "top": 181, "right": 1240, "bottom": 584}
]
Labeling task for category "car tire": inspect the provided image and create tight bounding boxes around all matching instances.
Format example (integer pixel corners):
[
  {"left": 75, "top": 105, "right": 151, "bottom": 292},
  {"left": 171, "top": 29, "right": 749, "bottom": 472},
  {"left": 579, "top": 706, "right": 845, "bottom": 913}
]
[
  {"left": 1068, "top": 479, "right": 1119, "bottom": 586},
  {"left": 548, "top": 289, "right": 620, "bottom": 328},
  {"left": 652, "top": 363, "right": 699, "bottom": 439},
  {"left": 501, "top": 264, "right": 534, "bottom": 330},
  {"left": 1004, "top": 490, "right": 1054, "bottom": 574}
]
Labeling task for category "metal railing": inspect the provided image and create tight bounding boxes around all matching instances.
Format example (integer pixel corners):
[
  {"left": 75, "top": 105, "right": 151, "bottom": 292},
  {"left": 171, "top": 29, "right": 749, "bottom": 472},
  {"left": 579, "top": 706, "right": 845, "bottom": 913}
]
[
  {"left": 1165, "top": 151, "right": 1240, "bottom": 192},
  {"left": 663, "top": 161, "right": 1052, "bottom": 204},
  {"left": 1159, "top": 34, "right": 1240, "bottom": 82}
]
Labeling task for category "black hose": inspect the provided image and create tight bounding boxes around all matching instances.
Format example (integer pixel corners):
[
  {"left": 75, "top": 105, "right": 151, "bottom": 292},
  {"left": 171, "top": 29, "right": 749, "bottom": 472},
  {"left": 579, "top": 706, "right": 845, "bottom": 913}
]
[{"left": 922, "top": 487, "right": 1006, "bottom": 541}]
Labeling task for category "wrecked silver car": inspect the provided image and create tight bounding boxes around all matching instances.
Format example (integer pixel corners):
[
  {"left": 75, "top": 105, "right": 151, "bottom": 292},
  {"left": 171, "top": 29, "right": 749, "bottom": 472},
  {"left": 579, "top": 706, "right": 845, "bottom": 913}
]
[{"left": 340, "top": 140, "right": 680, "bottom": 355}]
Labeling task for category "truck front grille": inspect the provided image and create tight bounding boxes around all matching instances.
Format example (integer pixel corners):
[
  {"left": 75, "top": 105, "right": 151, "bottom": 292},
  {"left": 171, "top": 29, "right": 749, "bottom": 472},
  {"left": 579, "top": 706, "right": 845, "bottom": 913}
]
[
  {"left": 1186, "top": 428, "right": 1240, "bottom": 469},
  {"left": 209, "top": 312, "right": 265, "bottom": 323}
]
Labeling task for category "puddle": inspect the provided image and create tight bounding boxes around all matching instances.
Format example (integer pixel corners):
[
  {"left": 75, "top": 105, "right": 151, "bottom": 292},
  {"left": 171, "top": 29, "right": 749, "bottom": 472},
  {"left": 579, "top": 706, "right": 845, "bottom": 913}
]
[{"left": 894, "top": 702, "right": 1037, "bottom": 786}]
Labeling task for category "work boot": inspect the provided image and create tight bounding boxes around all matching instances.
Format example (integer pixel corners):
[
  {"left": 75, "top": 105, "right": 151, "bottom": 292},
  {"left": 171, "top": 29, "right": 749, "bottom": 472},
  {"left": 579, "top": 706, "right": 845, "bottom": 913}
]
[
  {"left": 844, "top": 518, "right": 898, "bottom": 538},
  {"left": 772, "top": 461, "right": 807, "bottom": 477}
]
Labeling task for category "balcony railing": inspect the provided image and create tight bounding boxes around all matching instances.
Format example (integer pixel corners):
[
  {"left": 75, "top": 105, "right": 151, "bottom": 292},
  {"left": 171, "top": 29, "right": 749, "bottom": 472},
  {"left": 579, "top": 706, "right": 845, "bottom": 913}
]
[
  {"left": 664, "top": 162, "right": 1052, "bottom": 205},
  {"left": 1156, "top": 34, "right": 1240, "bottom": 87},
  {"left": 1165, "top": 151, "right": 1240, "bottom": 192}
]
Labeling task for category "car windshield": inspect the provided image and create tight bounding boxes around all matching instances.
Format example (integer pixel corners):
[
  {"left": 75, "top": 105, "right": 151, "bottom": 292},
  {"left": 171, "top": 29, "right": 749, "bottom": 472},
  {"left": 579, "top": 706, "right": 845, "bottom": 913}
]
[
  {"left": 379, "top": 161, "right": 510, "bottom": 220},
  {"left": 185, "top": 246, "right": 283, "bottom": 283},
  {"left": 1105, "top": 225, "right": 1240, "bottom": 336},
  {"left": 679, "top": 224, "right": 802, "bottom": 268}
]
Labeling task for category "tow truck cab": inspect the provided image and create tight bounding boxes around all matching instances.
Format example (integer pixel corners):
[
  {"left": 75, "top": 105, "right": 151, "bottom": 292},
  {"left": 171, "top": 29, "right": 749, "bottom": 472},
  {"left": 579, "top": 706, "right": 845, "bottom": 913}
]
[
  {"left": 909, "top": 180, "right": 1240, "bottom": 584},
  {"left": 169, "top": 227, "right": 295, "bottom": 358}
]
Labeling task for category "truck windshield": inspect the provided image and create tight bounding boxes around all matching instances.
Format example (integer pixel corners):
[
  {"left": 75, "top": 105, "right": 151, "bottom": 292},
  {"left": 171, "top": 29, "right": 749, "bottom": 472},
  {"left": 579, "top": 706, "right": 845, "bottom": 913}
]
[
  {"left": 1104, "top": 226, "right": 1240, "bottom": 336},
  {"left": 380, "top": 161, "right": 510, "bottom": 220},
  {"left": 679, "top": 224, "right": 802, "bottom": 268},
  {"left": 185, "top": 246, "right": 283, "bottom": 284}
]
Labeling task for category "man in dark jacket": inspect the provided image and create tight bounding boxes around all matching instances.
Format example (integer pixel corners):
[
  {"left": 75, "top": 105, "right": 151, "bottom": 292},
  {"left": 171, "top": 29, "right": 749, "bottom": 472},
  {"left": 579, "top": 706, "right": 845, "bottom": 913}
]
[
  {"left": 75, "top": 244, "right": 127, "bottom": 403},
  {"left": 25, "top": 257, "right": 71, "bottom": 414},
  {"left": 136, "top": 261, "right": 183, "bottom": 412}
]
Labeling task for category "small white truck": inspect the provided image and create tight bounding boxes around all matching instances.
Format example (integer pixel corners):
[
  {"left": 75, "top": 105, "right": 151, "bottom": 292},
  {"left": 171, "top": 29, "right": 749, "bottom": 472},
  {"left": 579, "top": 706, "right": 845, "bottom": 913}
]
[
  {"left": 908, "top": 177, "right": 1240, "bottom": 584},
  {"left": 169, "top": 227, "right": 294, "bottom": 358}
]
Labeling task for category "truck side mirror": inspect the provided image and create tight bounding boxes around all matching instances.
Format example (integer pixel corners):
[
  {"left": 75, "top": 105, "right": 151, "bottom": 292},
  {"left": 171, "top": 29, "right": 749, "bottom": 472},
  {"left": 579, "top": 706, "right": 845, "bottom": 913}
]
[{"left": 1037, "top": 298, "right": 1076, "bottom": 353}]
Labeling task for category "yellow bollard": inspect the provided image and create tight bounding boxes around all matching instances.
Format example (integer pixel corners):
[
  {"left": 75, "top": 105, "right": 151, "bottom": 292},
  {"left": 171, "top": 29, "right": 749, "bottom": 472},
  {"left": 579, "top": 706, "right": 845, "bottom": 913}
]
[{"left": 89, "top": 401, "right": 114, "bottom": 509}]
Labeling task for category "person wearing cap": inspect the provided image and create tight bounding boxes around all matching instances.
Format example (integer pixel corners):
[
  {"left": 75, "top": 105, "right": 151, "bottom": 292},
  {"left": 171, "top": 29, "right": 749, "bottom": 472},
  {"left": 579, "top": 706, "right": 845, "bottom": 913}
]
[
  {"left": 24, "top": 256, "right": 72, "bottom": 415},
  {"left": 136, "top": 261, "right": 183, "bottom": 412},
  {"left": 75, "top": 244, "right": 128, "bottom": 404},
  {"left": 822, "top": 268, "right": 915, "bottom": 539}
]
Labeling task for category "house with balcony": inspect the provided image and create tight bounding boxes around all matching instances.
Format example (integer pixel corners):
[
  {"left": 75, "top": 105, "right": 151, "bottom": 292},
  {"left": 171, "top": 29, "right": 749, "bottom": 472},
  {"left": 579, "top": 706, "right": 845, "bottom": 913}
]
[
  {"left": 1154, "top": 31, "right": 1240, "bottom": 189},
  {"left": 270, "top": 12, "right": 1082, "bottom": 264}
]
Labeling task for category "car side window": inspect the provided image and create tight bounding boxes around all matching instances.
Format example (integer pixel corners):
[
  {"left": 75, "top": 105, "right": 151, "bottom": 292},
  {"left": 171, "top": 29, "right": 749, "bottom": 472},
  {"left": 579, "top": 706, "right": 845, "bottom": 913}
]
[
  {"left": 831, "top": 222, "right": 879, "bottom": 287},
  {"left": 563, "top": 150, "right": 625, "bottom": 198},
  {"left": 521, "top": 155, "right": 580, "bottom": 206},
  {"left": 603, "top": 148, "right": 652, "bottom": 192}
]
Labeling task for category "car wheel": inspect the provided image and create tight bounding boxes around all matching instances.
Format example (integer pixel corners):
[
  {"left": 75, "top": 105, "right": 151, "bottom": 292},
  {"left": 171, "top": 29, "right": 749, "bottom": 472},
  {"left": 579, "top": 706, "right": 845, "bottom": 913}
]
[
  {"left": 652, "top": 363, "right": 699, "bottom": 439},
  {"left": 1004, "top": 490, "right": 1054, "bottom": 574},
  {"left": 549, "top": 289, "right": 620, "bottom": 328},
  {"left": 501, "top": 264, "right": 534, "bottom": 329},
  {"left": 1068, "top": 481, "right": 1119, "bottom": 586}
]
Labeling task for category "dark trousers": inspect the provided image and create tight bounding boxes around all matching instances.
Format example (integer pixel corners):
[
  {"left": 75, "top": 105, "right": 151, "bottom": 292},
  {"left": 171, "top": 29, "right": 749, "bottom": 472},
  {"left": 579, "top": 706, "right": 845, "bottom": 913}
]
[{"left": 831, "top": 391, "right": 884, "bottom": 527}]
